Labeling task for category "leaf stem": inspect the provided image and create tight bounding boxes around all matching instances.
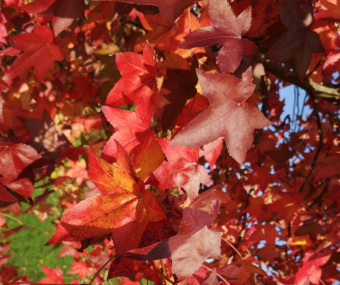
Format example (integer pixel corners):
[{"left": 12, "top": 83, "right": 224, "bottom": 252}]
[
  {"left": 222, "top": 238, "right": 242, "bottom": 259},
  {"left": 187, "top": 7, "right": 192, "bottom": 57},
  {"left": 0, "top": 212, "right": 23, "bottom": 225},
  {"left": 154, "top": 260, "right": 163, "bottom": 284},
  {"left": 160, "top": 259, "right": 174, "bottom": 285},
  {"left": 89, "top": 255, "right": 115, "bottom": 285}
]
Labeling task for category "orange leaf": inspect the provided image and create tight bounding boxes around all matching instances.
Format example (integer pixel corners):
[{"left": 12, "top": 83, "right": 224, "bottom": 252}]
[
  {"left": 135, "top": 139, "right": 165, "bottom": 181},
  {"left": 87, "top": 146, "right": 140, "bottom": 195},
  {"left": 46, "top": 192, "right": 139, "bottom": 245},
  {"left": 48, "top": 141, "right": 166, "bottom": 254}
]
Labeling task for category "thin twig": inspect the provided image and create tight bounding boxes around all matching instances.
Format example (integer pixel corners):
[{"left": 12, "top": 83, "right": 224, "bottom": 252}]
[
  {"left": 299, "top": 96, "right": 323, "bottom": 193},
  {"left": 293, "top": 85, "right": 297, "bottom": 131},
  {"left": 309, "top": 178, "right": 330, "bottom": 208},
  {"left": 188, "top": 8, "right": 192, "bottom": 33},
  {"left": 299, "top": 92, "right": 308, "bottom": 130},
  {"left": 284, "top": 222, "right": 293, "bottom": 275},
  {"left": 303, "top": 178, "right": 328, "bottom": 201},
  {"left": 306, "top": 56, "right": 325, "bottom": 78},
  {"left": 222, "top": 238, "right": 243, "bottom": 259},
  {"left": 255, "top": 76, "right": 269, "bottom": 145},
  {"left": 162, "top": 274, "right": 175, "bottom": 285},
  {"left": 187, "top": 7, "right": 192, "bottom": 57},
  {"left": 116, "top": 16, "right": 127, "bottom": 48},
  {"left": 228, "top": 187, "right": 254, "bottom": 263},
  {"left": 160, "top": 259, "right": 173, "bottom": 285},
  {"left": 89, "top": 255, "right": 115, "bottom": 285},
  {"left": 0, "top": 212, "right": 23, "bottom": 225},
  {"left": 154, "top": 260, "right": 163, "bottom": 284}
]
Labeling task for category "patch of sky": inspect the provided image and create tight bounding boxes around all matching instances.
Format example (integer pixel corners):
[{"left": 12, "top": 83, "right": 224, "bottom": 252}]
[
  {"left": 279, "top": 85, "right": 311, "bottom": 131},
  {"left": 275, "top": 237, "right": 286, "bottom": 246},
  {"left": 332, "top": 71, "right": 339, "bottom": 83},
  {"left": 257, "top": 240, "right": 266, "bottom": 249}
]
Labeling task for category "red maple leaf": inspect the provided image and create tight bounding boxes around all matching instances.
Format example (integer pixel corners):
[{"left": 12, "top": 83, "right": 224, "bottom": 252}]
[
  {"left": 105, "top": 44, "right": 160, "bottom": 116},
  {"left": 40, "top": 265, "right": 64, "bottom": 284},
  {"left": 218, "top": 260, "right": 267, "bottom": 284},
  {"left": 246, "top": 165, "right": 273, "bottom": 191},
  {"left": 2, "top": 178, "right": 34, "bottom": 199},
  {"left": 0, "top": 184, "right": 16, "bottom": 201},
  {"left": 68, "top": 74, "right": 97, "bottom": 107},
  {"left": 199, "top": 138, "right": 224, "bottom": 172},
  {"left": 178, "top": 0, "right": 258, "bottom": 73},
  {"left": 102, "top": 97, "right": 155, "bottom": 164},
  {"left": 67, "top": 261, "right": 96, "bottom": 279},
  {"left": 47, "top": 141, "right": 166, "bottom": 255},
  {"left": 287, "top": 250, "right": 331, "bottom": 284},
  {"left": 0, "top": 13, "right": 8, "bottom": 44},
  {"left": 0, "top": 142, "right": 41, "bottom": 200},
  {"left": 161, "top": 50, "right": 198, "bottom": 131},
  {"left": 170, "top": 68, "right": 272, "bottom": 164},
  {"left": 113, "top": 0, "right": 195, "bottom": 26},
  {"left": 125, "top": 187, "right": 226, "bottom": 280},
  {"left": 3, "top": 25, "right": 63, "bottom": 83},
  {"left": 20, "top": 0, "right": 87, "bottom": 36},
  {"left": 134, "top": 9, "right": 206, "bottom": 57},
  {"left": 265, "top": 0, "right": 324, "bottom": 79},
  {"left": 315, "top": 0, "right": 340, "bottom": 22},
  {"left": 147, "top": 138, "right": 211, "bottom": 202}
]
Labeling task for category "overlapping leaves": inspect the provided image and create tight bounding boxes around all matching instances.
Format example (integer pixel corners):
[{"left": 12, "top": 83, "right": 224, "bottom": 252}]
[{"left": 47, "top": 141, "right": 166, "bottom": 254}]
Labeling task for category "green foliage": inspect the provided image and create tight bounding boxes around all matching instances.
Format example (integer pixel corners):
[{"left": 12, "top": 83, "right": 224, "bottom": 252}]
[{"left": 4, "top": 214, "right": 73, "bottom": 281}]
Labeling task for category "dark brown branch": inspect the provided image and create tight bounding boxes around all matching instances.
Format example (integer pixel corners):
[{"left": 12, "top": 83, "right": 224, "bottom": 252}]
[
  {"left": 227, "top": 187, "right": 254, "bottom": 263},
  {"left": 309, "top": 178, "right": 330, "bottom": 208},
  {"left": 299, "top": 94, "right": 324, "bottom": 193},
  {"left": 116, "top": 16, "right": 127, "bottom": 48},
  {"left": 284, "top": 222, "right": 292, "bottom": 274},
  {"left": 262, "top": 60, "right": 340, "bottom": 105},
  {"left": 255, "top": 76, "right": 269, "bottom": 145},
  {"left": 306, "top": 56, "right": 325, "bottom": 79},
  {"left": 262, "top": 60, "right": 334, "bottom": 193}
]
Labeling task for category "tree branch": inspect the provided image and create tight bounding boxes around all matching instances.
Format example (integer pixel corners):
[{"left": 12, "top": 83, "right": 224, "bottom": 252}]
[
  {"left": 299, "top": 92, "right": 324, "bottom": 193},
  {"left": 262, "top": 60, "right": 340, "bottom": 105},
  {"left": 309, "top": 178, "right": 330, "bottom": 208},
  {"left": 254, "top": 76, "right": 269, "bottom": 145}
]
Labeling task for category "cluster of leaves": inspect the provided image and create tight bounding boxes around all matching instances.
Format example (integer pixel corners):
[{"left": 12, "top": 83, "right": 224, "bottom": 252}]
[{"left": 0, "top": 0, "right": 340, "bottom": 284}]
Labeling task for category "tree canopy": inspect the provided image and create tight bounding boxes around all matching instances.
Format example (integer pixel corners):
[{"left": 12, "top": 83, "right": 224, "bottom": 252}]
[{"left": 0, "top": 0, "right": 340, "bottom": 284}]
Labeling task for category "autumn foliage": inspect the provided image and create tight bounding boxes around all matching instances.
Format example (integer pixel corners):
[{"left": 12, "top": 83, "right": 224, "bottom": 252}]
[{"left": 0, "top": 0, "right": 340, "bottom": 284}]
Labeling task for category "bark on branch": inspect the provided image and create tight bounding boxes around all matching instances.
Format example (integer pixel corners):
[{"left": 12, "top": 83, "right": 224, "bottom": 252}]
[{"left": 262, "top": 60, "right": 340, "bottom": 105}]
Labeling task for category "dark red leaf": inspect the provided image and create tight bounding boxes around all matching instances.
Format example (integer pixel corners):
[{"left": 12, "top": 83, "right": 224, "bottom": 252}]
[
  {"left": 20, "top": 0, "right": 86, "bottom": 36},
  {"left": 3, "top": 26, "right": 62, "bottom": 83},
  {"left": 179, "top": 0, "right": 258, "bottom": 73}
]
